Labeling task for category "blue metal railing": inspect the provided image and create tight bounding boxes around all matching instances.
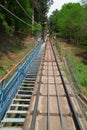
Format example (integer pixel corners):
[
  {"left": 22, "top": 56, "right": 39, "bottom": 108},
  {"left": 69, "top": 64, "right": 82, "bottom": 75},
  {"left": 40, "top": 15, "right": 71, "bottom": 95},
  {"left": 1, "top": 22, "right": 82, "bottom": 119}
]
[{"left": 0, "top": 40, "right": 42, "bottom": 119}]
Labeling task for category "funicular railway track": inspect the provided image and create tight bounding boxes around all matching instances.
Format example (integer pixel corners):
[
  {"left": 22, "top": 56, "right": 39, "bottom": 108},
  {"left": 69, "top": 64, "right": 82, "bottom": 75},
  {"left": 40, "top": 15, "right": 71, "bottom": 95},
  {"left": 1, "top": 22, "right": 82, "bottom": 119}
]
[
  {"left": 23, "top": 38, "right": 87, "bottom": 130},
  {"left": 0, "top": 38, "right": 87, "bottom": 130}
]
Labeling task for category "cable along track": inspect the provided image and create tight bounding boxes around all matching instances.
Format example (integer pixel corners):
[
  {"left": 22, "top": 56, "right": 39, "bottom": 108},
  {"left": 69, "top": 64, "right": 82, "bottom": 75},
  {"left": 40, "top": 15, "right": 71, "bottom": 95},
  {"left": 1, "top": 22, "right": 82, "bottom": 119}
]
[
  {"left": 0, "top": 42, "right": 45, "bottom": 130},
  {"left": 23, "top": 39, "right": 87, "bottom": 130}
]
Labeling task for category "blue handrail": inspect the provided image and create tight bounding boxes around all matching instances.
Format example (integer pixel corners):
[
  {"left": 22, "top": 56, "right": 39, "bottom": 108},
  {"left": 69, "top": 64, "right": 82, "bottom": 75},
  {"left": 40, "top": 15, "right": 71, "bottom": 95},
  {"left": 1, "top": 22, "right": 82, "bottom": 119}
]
[{"left": 0, "top": 40, "right": 42, "bottom": 120}]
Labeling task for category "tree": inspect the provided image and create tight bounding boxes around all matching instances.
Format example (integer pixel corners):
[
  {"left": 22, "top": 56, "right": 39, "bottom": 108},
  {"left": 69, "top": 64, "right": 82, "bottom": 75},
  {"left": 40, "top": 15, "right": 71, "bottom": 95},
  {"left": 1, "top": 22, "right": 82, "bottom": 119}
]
[
  {"left": 49, "top": 10, "right": 59, "bottom": 34},
  {"left": 33, "top": 0, "right": 53, "bottom": 37},
  {"left": 59, "top": 3, "right": 83, "bottom": 44},
  {"left": 49, "top": 3, "right": 87, "bottom": 46},
  {"left": 0, "top": 0, "right": 53, "bottom": 36},
  {"left": 0, "top": 0, "right": 32, "bottom": 35}
]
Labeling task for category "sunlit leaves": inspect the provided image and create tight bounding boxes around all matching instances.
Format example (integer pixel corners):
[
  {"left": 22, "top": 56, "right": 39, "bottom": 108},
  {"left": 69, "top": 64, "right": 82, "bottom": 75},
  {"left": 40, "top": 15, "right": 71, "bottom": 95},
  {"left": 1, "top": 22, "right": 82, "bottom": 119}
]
[{"left": 49, "top": 3, "right": 87, "bottom": 45}]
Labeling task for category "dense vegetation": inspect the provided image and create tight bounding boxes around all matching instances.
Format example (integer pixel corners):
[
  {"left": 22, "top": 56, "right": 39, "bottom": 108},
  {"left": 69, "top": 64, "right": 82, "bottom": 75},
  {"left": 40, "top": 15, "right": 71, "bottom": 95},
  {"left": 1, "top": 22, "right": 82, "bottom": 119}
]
[
  {"left": 49, "top": 2, "right": 87, "bottom": 46},
  {"left": 0, "top": 0, "right": 53, "bottom": 78},
  {"left": 56, "top": 39, "right": 87, "bottom": 96},
  {"left": 49, "top": 1, "right": 87, "bottom": 95},
  {"left": 0, "top": 0, "right": 53, "bottom": 36}
]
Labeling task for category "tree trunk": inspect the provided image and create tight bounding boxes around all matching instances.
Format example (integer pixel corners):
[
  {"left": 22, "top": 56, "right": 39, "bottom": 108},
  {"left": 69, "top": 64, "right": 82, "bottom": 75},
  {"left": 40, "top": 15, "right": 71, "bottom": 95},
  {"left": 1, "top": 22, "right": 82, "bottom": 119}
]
[
  {"left": 32, "top": 7, "right": 34, "bottom": 34},
  {"left": 76, "top": 38, "right": 79, "bottom": 46},
  {"left": 69, "top": 31, "right": 72, "bottom": 42}
]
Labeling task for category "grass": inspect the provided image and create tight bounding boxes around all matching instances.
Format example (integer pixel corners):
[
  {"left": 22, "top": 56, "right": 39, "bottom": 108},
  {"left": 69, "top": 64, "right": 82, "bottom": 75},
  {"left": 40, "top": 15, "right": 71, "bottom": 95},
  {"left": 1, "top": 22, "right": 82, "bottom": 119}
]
[
  {"left": 0, "top": 66, "right": 7, "bottom": 77},
  {"left": 66, "top": 53, "right": 87, "bottom": 86},
  {"left": 56, "top": 39, "right": 87, "bottom": 121},
  {"left": 56, "top": 39, "right": 87, "bottom": 97}
]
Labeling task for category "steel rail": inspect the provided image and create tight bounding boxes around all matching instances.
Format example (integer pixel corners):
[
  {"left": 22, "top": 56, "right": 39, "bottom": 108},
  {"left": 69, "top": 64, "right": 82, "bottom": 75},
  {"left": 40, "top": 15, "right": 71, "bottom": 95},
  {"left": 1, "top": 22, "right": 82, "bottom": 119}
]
[
  {"left": 47, "top": 43, "right": 50, "bottom": 130},
  {"left": 30, "top": 45, "right": 46, "bottom": 130},
  {"left": 49, "top": 43, "right": 64, "bottom": 130},
  {"left": 50, "top": 40, "right": 83, "bottom": 130}
]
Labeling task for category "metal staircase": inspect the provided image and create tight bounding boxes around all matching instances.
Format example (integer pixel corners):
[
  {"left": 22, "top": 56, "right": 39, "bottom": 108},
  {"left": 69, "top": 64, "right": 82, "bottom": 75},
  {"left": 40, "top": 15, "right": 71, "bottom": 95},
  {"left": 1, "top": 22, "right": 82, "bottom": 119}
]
[{"left": 0, "top": 43, "right": 45, "bottom": 130}]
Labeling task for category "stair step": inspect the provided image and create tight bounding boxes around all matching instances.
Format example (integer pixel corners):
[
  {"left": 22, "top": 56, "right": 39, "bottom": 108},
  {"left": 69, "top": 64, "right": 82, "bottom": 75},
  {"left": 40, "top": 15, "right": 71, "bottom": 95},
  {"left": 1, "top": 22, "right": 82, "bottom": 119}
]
[
  {"left": 13, "top": 98, "right": 30, "bottom": 101},
  {"left": 20, "top": 88, "right": 33, "bottom": 91},
  {"left": 0, "top": 128, "right": 22, "bottom": 130},
  {"left": 20, "top": 85, "right": 34, "bottom": 89},
  {"left": 16, "top": 94, "right": 31, "bottom": 97},
  {"left": 23, "top": 80, "right": 35, "bottom": 83},
  {"left": 7, "top": 110, "right": 27, "bottom": 114},
  {"left": 11, "top": 104, "right": 29, "bottom": 107},
  {"left": 21, "top": 81, "right": 34, "bottom": 84},
  {"left": 22, "top": 83, "right": 35, "bottom": 85},
  {"left": 2, "top": 118, "right": 25, "bottom": 123}
]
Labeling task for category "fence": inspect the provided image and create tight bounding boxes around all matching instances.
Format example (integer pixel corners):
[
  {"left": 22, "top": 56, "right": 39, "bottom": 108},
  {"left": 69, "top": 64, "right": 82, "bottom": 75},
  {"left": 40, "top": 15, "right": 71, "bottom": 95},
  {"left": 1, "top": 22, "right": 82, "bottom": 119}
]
[{"left": 0, "top": 40, "right": 42, "bottom": 120}]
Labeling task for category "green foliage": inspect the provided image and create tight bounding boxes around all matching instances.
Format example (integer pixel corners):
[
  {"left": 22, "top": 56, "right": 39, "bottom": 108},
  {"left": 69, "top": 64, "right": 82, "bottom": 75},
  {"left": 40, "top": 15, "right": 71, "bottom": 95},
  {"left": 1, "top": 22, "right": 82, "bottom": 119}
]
[
  {"left": 66, "top": 51, "right": 87, "bottom": 87},
  {"left": 49, "top": 3, "right": 87, "bottom": 46},
  {"left": 0, "top": 0, "right": 32, "bottom": 35},
  {"left": 0, "top": 13, "right": 4, "bottom": 20},
  {"left": 58, "top": 3, "right": 83, "bottom": 42},
  {"left": 31, "top": 0, "right": 53, "bottom": 36},
  {"left": 49, "top": 10, "right": 59, "bottom": 33},
  {"left": 0, "top": 66, "right": 7, "bottom": 77},
  {"left": 33, "top": 23, "right": 42, "bottom": 35},
  {"left": 2, "top": 21, "right": 14, "bottom": 36},
  {"left": 0, "top": 0, "right": 52, "bottom": 35},
  {"left": 0, "top": 12, "right": 14, "bottom": 36},
  {"left": 56, "top": 40, "right": 61, "bottom": 54},
  {"left": 60, "top": 44, "right": 87, "bottom": 96}
]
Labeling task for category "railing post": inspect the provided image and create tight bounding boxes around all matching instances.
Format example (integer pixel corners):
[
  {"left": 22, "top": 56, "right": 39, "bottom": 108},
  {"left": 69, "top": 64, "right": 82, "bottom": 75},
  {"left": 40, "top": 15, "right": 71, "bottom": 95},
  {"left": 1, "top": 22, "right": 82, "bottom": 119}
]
[
  {"left": 26, "top": 55, "right": 28, "bottom": 71},
  {"left": 0, "top": 79, "right": 5, "bottom": 107},
  {"left": 17, "top": 64, "right": 21, "bottom": 86}
]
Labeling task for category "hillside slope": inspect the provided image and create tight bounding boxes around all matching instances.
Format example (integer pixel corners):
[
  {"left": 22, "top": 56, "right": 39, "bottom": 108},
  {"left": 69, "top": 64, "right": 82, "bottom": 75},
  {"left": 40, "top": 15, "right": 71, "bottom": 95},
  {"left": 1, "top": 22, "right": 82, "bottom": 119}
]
[{"left": 0, "top": 32, "right": 36, "bottom": 79}]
